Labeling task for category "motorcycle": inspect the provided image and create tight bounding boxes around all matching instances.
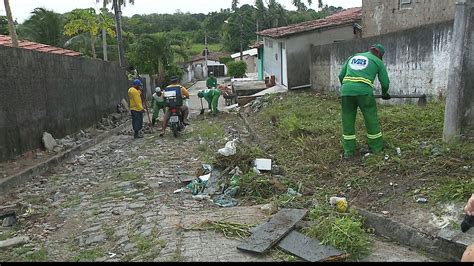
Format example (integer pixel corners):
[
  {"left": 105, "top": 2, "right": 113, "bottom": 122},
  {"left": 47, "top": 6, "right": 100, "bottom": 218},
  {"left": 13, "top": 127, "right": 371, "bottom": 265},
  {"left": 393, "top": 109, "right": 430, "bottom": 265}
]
[{"left": 163, "top": 90, "right": 186, "bottom": 138}]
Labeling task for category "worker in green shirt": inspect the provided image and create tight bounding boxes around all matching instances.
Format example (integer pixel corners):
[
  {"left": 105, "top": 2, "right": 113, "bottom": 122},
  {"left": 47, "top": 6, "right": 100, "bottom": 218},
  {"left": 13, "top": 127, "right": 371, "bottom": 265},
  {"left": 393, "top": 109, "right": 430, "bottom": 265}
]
[
  {"left": 206, "top": 72, "right": 217, "bottom": 88},
  {"left": 151, "top": 87, "right": 166, "bottom": 126},
  {"left": 197, "top": 88, "right": 221, "bottom": 116},
  {"left": 338, "top": 44, "right": 391, "bottom": 160}
]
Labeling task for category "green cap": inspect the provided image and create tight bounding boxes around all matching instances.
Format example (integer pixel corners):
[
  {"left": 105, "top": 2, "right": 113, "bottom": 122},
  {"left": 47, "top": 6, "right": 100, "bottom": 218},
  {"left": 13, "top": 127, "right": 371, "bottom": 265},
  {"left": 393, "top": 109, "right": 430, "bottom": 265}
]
[{"left": 371, "top": 44, "right": 385, "bottom": 56}]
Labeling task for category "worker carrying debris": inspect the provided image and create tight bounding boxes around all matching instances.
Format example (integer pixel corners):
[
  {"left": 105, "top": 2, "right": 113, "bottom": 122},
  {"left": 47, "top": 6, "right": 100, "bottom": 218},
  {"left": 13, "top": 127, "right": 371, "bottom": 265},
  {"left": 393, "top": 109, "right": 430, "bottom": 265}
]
[
  {"left": 198, "top": 88, "right": 221, "bottom": 116},
  {"left": 206, "top": 72, "right": 218, "bottom": 89},
  {"left": 338, "top": 44, "right": 391, "bottom": 160}
]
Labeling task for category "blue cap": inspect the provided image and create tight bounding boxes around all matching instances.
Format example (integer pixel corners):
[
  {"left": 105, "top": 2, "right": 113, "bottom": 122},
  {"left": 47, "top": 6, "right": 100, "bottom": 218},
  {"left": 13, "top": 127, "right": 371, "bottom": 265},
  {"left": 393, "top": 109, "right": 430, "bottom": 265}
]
[
  {"left": 133, "top": 79, "right": 142, "bottom": 86},
  {"left": 170, "top": 76, "right": 179, "bottom": 82}
]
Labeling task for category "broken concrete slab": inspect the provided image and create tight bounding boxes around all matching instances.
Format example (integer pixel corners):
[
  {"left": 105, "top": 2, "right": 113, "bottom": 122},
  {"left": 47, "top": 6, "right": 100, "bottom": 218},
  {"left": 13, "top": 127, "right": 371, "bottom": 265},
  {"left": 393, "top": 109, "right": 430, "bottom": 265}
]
[
  {"left": 278, "top": 231, "right": 347, "bottom": 262},
  {"left": 0, "top": 236, "right": 29, "bottom": 250},
  {"left": 0, "top": 209, "right": 15, "bottom": 220},
  {"left": 42, "top": 132, "right": 58, "bottom": 151},
  {"left": 2, "top": 215, "right": 17, "bottom": 227},
  {"left": 252, "top": 84, "right": 288, "bottom": 97},
  {"left": 237, "top": 208, "right": 308, "bottom": 254}
]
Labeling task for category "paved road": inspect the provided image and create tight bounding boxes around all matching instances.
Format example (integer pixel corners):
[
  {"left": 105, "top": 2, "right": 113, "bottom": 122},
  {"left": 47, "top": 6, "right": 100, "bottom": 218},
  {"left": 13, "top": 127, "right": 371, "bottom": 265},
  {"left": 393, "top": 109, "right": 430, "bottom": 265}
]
[{"left": 187, "top": 79, "right": 228, "bottom": 115}]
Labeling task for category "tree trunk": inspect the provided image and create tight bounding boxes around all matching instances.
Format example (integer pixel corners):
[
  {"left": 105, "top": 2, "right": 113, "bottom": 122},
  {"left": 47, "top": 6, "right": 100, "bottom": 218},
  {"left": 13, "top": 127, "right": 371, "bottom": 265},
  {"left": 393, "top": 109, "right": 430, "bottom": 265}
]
[
  {"left": 102, "top": 0, "right": 108, "bottom": 61},
  {"left": 91, "top": 36, "right": 97, "bottom": 59},
  {"left": 4, "top": 0, "right": 18, "bottom": 47},
  {"left": 113, "top": 0, "right": 126, "bottom": 67}
]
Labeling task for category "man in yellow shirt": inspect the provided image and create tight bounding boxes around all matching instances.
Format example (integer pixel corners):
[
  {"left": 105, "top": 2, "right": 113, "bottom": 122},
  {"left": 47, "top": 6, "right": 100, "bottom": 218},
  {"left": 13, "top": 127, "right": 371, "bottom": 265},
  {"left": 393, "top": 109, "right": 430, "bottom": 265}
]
[{"left": 128, "top": 79, "right": 145, "bottom": 139}]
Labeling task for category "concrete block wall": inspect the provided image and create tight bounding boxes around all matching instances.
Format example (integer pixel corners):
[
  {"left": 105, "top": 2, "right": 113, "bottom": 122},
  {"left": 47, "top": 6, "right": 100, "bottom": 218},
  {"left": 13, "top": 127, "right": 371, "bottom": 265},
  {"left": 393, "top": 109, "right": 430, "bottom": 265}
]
[
  {"left": 362, "top": 0, "right": 456, "bottom": 37},
  {"left": 0, "top": 46, "right": 129, "bottom": 161},
  {"left": 310, "top": 20, "right": 453, "bottom": 98},
  {"left": 462, "top": 4, "right": 474, "bottom": 133}
]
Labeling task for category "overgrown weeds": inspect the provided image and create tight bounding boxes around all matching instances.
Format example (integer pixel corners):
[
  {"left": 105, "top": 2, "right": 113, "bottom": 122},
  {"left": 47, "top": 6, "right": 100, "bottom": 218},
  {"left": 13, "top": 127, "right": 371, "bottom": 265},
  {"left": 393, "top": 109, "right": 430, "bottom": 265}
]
[
  {"left": 302, "top": 204, "right": 372, "bottom": 261},
  {"left": 188, "top": 219, "right": 254, "bottom": 240}
]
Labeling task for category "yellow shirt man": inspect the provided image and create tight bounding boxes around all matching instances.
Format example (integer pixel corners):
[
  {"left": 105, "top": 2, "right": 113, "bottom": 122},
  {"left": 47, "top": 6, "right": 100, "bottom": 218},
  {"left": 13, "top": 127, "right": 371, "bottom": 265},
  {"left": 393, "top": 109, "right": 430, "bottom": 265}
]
[{"left": 128, "top": 87, "right": 144, "bottom": 112}]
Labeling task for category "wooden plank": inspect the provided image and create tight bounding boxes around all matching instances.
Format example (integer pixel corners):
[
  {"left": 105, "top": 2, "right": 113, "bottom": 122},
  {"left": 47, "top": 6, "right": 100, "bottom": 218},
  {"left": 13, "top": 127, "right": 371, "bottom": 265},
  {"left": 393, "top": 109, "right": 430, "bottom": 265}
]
[
  {"left": 278, "top": 231, "right": 347, "bottom": 262},
  {"left": 237, "top": 208, "right": 308, "bottom": 254}
]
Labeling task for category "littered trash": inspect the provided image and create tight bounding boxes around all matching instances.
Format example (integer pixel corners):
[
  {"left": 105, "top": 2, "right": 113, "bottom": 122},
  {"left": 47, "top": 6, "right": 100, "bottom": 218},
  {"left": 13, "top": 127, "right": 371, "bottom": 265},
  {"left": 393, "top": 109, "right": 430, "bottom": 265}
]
[
  {"left": 202, "top": 164, "right": 212, "bottom": 174},
  {"left": 218, "top": 139, "right": 237, "bottom": 157},
  {"left": 329, "top": 197, "right": 348, "bottom": 213},
  {"left": 230, "top": 175, "right": 240, "bottom": 187},
  {"left": 198, "top": 174, "right": 211, "bottom": 182},
  {"left": 187, "top": 180, "right": 206, "bottom": 195},
  {"left": 224, "top": 186, "right": 239, "bottom": 198},
  {"left": 213, "top": 196, "right": 238, "bottom": 207},
  {"left": 416, "top": 197, "right": 428, "bottom": 204},
  {"left": 364, "top": 153, "right": 371, "bottom": 158},
  {"left": 396, "top": 147, "right": 402, "bottom": 156},
  {"left": 229, "top": 166, "right": 243, "bottom": 176},
  {"left": 381, "top": 211, "right": 389, "bottom": 215},
  {"left": 192, "top": 195, "right": 211, "bottom": 201},
  {"left": 108, "top": 252, "right": 117, "bottom": 258},
  {"left": 173, "top": 188, "right": 184, "bottom": 194},
  {"left": 287, "top": 188, "right": 302, "bottom": 197},
  {"left": 252, "top": 167, "right": 261, "bottom": 175},
  {"left": 254, "top": 159, "right": 272, "bottom": 171},
  {"left": 260, "top": 203, "right": 272, "bottom": 211},
  {"left": 384, "top": 154, "right": 390, "bottom": 160}
]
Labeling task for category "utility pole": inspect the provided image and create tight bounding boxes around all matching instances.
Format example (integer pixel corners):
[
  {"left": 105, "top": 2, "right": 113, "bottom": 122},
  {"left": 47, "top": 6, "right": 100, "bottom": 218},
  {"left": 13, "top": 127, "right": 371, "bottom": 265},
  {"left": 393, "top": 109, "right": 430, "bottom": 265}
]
[
  {"left": 443, "top": 0, "right": 472, "bottom": 142},
  {"left": 4, "top": 0, "right": 18, "bottom": 47},
  {"left": 205, "top": 30, "right": 208, "bottom": 78},
  {"left": 113, "top": 0, "right": 125, "bottom": 67},
  {"left": 240, "top": 15, "right": 243, "bottom": 61},
  {"left": 102, "top": 0, "right": 108, "bottom": 61},
  {"left": 256, "top": 20, "right": 259, "bottom": 43}
]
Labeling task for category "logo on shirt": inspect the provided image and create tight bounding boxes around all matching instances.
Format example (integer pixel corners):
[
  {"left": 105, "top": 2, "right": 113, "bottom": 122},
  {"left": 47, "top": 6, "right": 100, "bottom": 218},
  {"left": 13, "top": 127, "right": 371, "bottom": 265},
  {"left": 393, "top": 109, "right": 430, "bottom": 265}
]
[{"left": 349, "top": 55, "right": 369, "bottom": 70}]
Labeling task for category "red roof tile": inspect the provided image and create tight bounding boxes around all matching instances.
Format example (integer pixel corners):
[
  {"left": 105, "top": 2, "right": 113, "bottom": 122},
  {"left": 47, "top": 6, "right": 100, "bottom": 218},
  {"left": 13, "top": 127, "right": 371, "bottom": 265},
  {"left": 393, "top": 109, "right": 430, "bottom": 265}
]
[
  {"left": 257, "top": 7, "right": 362, "bottom": 38},
  {"left": 0, "top": 35, "right": 82, "bottom": 57}
]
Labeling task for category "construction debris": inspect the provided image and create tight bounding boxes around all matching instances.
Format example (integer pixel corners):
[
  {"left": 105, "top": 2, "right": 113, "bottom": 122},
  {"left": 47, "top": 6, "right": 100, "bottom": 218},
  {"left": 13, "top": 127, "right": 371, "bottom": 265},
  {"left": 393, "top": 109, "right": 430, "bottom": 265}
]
[
  {"left": 42, "top": 132, "right": 58, "bottom": 151},
  {"left": 0, "top": 236, "right": 29, "bottom": 250},
  {"left": 218, "top": 139, "right": 238, "bottom": 157},
  {"left": 253, "top": 159, "right": 272, "bottom": 171}
]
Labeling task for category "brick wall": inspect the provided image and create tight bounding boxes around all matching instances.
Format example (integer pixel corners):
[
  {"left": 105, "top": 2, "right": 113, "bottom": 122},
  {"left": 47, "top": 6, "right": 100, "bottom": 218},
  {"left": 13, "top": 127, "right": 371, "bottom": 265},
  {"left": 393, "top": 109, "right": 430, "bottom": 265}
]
[{"left": 362, "top": 0, "right": 456, "bottom": 37}]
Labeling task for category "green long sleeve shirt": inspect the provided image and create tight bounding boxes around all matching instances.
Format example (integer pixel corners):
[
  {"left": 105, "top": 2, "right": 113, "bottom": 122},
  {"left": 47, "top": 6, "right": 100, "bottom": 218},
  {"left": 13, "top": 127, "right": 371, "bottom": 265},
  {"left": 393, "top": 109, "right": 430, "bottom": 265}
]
[
  {"left": 201, "top": 89, "right": 220, "bottom": 108},
  {"left": 338, "top": 51, "right": 390, "bottom": 96}
]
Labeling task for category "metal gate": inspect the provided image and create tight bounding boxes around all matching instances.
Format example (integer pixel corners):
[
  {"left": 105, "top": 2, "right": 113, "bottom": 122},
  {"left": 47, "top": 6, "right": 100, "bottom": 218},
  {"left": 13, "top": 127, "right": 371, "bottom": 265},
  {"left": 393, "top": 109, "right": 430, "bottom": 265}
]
[{"left": 208, "top": 65, "right": 225, "bottom": 77}]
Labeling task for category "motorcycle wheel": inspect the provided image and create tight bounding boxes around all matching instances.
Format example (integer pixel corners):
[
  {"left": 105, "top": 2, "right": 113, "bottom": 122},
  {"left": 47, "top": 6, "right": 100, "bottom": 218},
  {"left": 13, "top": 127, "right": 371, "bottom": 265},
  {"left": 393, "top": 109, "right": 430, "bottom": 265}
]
[{"left": 171, "top": 123, "right": 179, "bottom": 138}]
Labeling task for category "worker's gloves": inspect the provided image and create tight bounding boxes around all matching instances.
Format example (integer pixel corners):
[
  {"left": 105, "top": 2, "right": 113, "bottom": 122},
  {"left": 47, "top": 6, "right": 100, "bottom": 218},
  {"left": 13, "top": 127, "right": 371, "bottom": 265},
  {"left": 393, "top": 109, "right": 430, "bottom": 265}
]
[{"left": 382, "top": 92, "right": 391, "bottom": 100}]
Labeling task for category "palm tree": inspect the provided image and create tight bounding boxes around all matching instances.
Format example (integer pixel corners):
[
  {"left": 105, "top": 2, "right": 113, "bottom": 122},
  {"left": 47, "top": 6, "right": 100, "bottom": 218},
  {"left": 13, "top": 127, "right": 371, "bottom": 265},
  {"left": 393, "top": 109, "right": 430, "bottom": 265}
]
[
  {"left": 95, "top": 0, "right": 134, "bottom": 62},
  {"left": 3, "top": 0, "right": 18, "bottom": 47},
  {"left": 18, "top": 8, "right": 64, "bottom": 47}
]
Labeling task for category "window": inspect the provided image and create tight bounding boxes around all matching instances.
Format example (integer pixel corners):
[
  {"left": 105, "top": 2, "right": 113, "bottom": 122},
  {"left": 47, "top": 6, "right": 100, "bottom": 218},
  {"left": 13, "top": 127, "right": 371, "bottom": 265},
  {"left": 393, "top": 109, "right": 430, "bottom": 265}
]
[{"left": 400, "top": 0, "right": 412, "bottom": 9}]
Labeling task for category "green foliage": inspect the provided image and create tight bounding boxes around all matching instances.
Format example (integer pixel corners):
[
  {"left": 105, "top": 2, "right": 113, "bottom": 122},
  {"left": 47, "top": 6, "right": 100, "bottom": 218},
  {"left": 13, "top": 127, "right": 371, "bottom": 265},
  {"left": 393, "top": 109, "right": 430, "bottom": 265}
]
[
  {"left": 0, "top": 16, "right": 10, "bottom": 35},
  {"left": 72, "top": 248, "right": 104, "bottom": 262},
  {"left": 432, "top": 177, "right": 474, "bottom": 203},
  {"left": 18, "top": 8, "right": 65, "bottom": 47},
  {"left": 219, "top": 56, "right": 233, "bottom": 65},
  {"left": 226, "top": 60, "right": 247, "bottom": 78},
  {"left": 303, "top": 204, "right": 372, "bottom": 260},
  {"left": 64, "top": 8, "right": 115, "bottom": 58}
]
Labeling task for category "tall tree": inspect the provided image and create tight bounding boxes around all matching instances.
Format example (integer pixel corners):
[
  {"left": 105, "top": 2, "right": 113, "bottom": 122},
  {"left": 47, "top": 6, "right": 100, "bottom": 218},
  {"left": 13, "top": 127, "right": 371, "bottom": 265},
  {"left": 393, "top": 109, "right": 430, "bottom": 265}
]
[
  {"left": 18, "top": 8, "right": 64, "bottom": 47},
  {"left": 232, "top": 0, "right": 240, "bottom": 11},
  {"left": 96, "top": 0, "right": 134, "bottom": 61},
  {"left": 64, "top": 8, "right": 115, "bottom": 58},
  {"left": 3, "top": 0, "right": 18, "bottom": 47}
]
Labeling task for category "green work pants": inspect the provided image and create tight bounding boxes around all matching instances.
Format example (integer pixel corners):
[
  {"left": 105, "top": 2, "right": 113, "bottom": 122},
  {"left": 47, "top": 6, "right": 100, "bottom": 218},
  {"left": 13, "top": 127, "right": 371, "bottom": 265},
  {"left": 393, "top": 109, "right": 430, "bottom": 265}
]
[
  {"left": 210, "top": 90, "right": 221, "bottom": 115},
  {"left": 341, "top": 95, "right": 384, "bottom": 156},
  {"left": 152, "top": 101, "right": 166, "bottom": 124}
]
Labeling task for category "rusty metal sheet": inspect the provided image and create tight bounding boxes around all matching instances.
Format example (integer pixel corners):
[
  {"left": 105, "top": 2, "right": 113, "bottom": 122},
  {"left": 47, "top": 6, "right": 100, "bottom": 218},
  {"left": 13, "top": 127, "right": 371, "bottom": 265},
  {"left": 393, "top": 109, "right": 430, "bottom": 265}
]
[
  {"left": 237, "top": 208, "right": 308, "bottom": 254},
  {"left": 278, "top": 231, "right": 347, "bottom": 262}
]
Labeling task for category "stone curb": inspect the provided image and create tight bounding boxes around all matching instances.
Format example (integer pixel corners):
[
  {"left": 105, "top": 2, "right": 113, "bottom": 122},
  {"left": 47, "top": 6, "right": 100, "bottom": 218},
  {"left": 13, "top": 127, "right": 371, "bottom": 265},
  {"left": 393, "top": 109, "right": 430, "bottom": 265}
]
[
  {"left": 0, "top": 120, "right": 131, "bottom": 194},
  {"left": 237, "top": 109, "right": 465, "bottom": 262}
]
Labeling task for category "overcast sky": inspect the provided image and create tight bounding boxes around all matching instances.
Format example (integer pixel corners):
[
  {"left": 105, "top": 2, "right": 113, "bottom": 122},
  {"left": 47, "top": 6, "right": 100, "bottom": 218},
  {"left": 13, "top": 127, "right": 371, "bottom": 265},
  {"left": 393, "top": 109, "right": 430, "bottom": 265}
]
[{"left": 1, "top": 0, "right": 362, "bottom": 23}]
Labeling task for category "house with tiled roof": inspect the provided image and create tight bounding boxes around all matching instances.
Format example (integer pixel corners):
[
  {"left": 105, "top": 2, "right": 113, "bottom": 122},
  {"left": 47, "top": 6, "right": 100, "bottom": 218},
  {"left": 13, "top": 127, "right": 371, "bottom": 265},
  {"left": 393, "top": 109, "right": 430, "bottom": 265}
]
[
  {"left": 257, "top": 7, "right": 362, "bottom": 89},
  {"left": 179, "top": 51, "right": 229, "bottom": 82},
  {"left": 0, "top": 35, "right": 82, "bottom": 57}
]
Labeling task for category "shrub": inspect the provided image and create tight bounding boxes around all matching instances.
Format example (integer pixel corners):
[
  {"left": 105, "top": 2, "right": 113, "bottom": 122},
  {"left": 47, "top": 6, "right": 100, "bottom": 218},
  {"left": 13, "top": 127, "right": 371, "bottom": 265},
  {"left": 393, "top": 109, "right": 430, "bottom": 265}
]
[{"left": 226, "top": 60, "right": 247, "bottom": 78}]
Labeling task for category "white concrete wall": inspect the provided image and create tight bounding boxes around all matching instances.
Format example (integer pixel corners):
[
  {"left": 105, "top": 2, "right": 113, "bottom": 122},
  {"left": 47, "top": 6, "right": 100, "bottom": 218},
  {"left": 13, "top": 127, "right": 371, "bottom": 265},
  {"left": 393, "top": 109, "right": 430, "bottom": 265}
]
[
  {"left": 263, "top": 37, "right": 284, "bottom": 85},
  {"left": 311, "top": 21, "right": 454, "bottom": 98}
]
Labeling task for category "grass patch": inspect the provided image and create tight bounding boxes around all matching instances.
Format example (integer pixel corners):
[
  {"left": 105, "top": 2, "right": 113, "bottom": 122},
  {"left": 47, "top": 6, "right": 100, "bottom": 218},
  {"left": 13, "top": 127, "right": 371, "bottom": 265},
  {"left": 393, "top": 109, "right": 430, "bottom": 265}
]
[
  {"left": 24, "top": 248, "right": 49, "bottom": 262},
  {"left": 135, "top": 160, "right": 151, "bottom": 169},
  {"left": 302, "top": 204, "right": 372, "bottom": 260},
  {"left": 132, "top": 235, "right": 154, "bottom": 254},
  {"left": 251, "top": 93, "right": 473, "bottom": 207},
  {"left": 189, "top": 121, "right": 226, "bottom": 140},
  {"left": 60, "top": 195, "right": 81, "bottom": 209},
  {"left": 118, "top": 171, "right": 141, "bottom": 181},
  {"left": 26, "top": 195, "right": 42, "bottom": 205},
  {"left": 188, "top": 220, "right": 254, "bottom": 240},
  {"left": 71, "top": 248, "right": 104, "bottom": 262},
  {"left": 431, "top": 177, "right": 474, "bottom": 203}
]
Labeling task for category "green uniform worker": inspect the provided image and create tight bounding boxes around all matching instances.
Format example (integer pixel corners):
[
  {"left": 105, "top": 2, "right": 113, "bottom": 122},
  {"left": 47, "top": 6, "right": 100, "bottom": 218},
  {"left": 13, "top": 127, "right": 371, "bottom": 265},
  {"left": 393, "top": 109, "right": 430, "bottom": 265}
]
[
  {"left": 151, "top": 87, "right": 166, "bottom": 126},
  {"left": 206, "top": 72, "right": 217, "bottom": 88},
  {"left": 338, "top": 44, "right": 391, "bottom": 159},
  {"left": 198, "top": 88, "right": 221, "bottom": 115}
]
